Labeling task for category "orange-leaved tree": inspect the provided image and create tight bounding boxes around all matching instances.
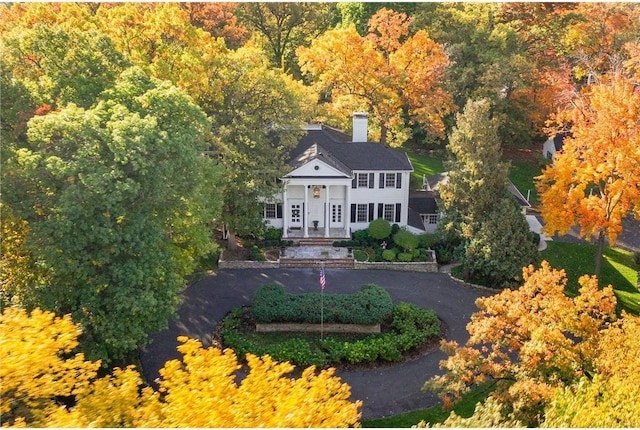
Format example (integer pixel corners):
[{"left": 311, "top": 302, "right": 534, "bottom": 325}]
[
  {"left": 424, "top": 261, "right": 618, "bottom": 426},
  {"left": 298, "top": 8, "right": 453, "bottom": 146},
  {"left": 1, "top": 306, "right": 362, "bottom": 428},
  {"left": 536, "top": 72, "right": 640, "bottom": 277}
]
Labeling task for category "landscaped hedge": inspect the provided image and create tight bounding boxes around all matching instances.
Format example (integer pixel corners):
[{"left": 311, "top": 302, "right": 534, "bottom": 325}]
[
  {"left": 221, "top": 302, "right": 440, "bottom": 367},
  {"left": 251, "top": 284, "right": 393, "bottom": 325}
]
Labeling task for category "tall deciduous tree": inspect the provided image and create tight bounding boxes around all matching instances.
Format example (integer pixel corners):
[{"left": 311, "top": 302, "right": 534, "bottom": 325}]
[
  {"left": 298, "top": 8, "right": 453, "bottom": 146},
  {"left": 425, "top": 261, "right": 619, "bottom": 426},
  {"left": 537, "top": 73, "right": 640, "bottom": 277},
  {"left": 205, "top": 46, "right": 314, "bottom": 250},
  {"left": 237, "top": 2, "right": 336, "bottom": 75},
  {"left": 2, "top": 68, "right": 223, "bottom": 365},
  {"left": 1, "top": 306, "right": 362, "bottom": 428}
]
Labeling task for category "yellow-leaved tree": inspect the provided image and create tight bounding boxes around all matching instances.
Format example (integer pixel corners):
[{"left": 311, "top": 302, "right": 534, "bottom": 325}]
[
  {"left": 1, "top": 306, "right": 362, "bottom": 428},
  {"left": 536, "top": 72, "right": 640, "bottom": 277},
  {"left": 424, "top": 261, "right": 618, "bottom": 426}
]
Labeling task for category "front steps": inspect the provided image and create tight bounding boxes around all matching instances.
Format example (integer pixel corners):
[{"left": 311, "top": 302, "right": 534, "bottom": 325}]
[{"left": 297, "top": 237, "right": 342, "bottom": 246}]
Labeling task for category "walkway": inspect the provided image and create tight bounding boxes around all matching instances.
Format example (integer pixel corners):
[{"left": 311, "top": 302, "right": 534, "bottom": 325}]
[{"left": 139, "top": 269, "right": 490, "bottom": 420}]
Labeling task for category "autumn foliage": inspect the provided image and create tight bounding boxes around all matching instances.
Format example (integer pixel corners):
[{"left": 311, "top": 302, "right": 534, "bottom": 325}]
[
  {"left": 425, "top": 261, "right": 620, "bottom": 425},
  {"left": 0, "top": 307, "right": 361, "bottom": 428},
  {"left": 537, "top": 73, "right": 640, "bottom": 275}
]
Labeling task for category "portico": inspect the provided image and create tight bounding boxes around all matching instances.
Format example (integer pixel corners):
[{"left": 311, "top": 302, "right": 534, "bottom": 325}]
[{"left": 281, "top": 178, "right": 352, "bottom": 239}]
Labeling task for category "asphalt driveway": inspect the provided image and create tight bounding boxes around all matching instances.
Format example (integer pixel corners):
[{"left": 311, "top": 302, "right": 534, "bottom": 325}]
[{"left": 139, "top": 269, "right": 490, "bottom": 420}]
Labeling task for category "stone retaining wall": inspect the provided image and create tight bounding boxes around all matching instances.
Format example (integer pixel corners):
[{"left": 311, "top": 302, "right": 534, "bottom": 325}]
[
  {"left": 255, "top": 323, "right": 381, "bottom": 334},
  {"left": 217, "top": 260, "right": 279, "bottom": 269},
  {"left": 354, "top": 261, "right": 438, "bottom": 272}
]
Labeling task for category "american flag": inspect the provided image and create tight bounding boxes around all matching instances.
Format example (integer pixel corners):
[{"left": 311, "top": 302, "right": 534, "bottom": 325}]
[{"left": 319, "top": 265, "right": 326, "bottom": 290}]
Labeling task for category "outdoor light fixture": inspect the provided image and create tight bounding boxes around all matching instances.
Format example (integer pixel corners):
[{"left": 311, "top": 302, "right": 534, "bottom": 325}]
[{"left": 313, "top": 185, "right": 321, "bottom": 199}]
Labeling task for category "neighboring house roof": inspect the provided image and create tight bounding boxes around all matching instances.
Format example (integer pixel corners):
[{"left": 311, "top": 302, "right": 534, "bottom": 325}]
[
  {"left": 553, "top": 131, "right": 570, "bottom": 152},
  {"left": 288, "top": 125, "right": 413, "bottom": 172},
  {"left": 423, "top": 171, "right": 531, "bottom": 208}
]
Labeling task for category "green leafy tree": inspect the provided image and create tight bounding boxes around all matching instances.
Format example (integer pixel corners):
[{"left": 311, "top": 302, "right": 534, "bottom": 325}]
[
  {"left": 368, "top": 218, "right": 392, "bottom": 240},
  {"left": 393, "top": 229, "right": 419, "bottom": 252},
  {"left": 2, "top": 68, "right": 223, "bottom": 365},
  {"left": 439, "top": 98, "right": 535, "bottom": 286},
  {"left": 237, "top": 3, "right": 336, "bottom": 76},
  {"left": 204, "top": 47, "right": 313, "bottom": 249}
]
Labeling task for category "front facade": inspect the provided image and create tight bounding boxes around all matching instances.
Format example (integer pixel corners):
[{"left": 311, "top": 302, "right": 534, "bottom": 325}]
[{"left": 264, "top": 114, "right": 414, "bottom": 239}]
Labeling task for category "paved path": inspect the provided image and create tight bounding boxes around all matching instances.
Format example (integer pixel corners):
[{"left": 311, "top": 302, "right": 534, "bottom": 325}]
[{"left": 140, "top": 269, "right": 490, "bottom": 420}]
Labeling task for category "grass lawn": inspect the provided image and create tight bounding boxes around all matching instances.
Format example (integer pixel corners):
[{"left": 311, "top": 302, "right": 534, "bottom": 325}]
[
  {"left": 540, "top": 242, "right": 639, "bottom": 314},
  {"left": 362, "top": 382, "right": 495, "bottom": 428},
  {"left": 406, "top": 150, "right": 445, "bottom": 189},
  {"left": 508, "top": 159, "right": 544, "bottom": 205}
]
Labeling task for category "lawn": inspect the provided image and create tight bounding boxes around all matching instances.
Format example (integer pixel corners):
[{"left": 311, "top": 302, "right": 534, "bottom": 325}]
[
  {"left": 362, "top": 382, "right": 495, "bottom": 428},
  {"left": 540, "top": 241, "right": 640, "bottom": 314},
  {"left": 406, "top": 150, "right": 445, "bottom": 190},
  {"left": 508, "top": 159, "right": 544, "bottom": 205}
]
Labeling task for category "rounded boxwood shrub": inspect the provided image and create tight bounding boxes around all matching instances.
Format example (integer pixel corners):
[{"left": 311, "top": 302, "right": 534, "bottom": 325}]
[
  {"left": 368, "top": 218, "right": 392, "bottom": 240},
  {"left": 397, "top": 252, "right": 413, "bottom": 262},
  {"left": 382, "top": 249, "right": 397, "bottom": 262}
]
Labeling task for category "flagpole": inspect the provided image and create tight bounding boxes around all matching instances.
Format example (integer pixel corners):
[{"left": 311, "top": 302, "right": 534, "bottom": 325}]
[{"left": 320, "top": 262, "right": 324, "bottom": 340}]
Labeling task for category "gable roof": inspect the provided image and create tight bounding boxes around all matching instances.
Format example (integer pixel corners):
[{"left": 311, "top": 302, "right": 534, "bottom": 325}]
[
  {"left": 288, "top": 124, "right": 413, "bottom": 172},
  {"left": 424, "top": 171, "right": 531, "bottom": 208}
]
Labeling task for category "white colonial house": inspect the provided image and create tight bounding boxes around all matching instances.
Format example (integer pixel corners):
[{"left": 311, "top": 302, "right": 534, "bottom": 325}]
[{"left": 263, "top": 113, "right": 430, "bottom": 239}]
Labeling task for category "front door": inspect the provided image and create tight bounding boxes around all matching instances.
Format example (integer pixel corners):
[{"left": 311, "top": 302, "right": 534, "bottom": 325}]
[
  {"left": 330, "top": 201, "right": 343, "bottom": 228},
  {"left": 289, "top": 200, "right": 303, "bottom": 229}
]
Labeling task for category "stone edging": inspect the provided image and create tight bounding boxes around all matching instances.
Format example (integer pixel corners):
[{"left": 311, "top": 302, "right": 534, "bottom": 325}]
[
  {"left": 354, "top": 261, "right": 438, "bottom": 272},
  {"left": 256, "top": 322, "right": 381, "bottom": 334},
  {"left": 218, "top": 260, "right": 279, "bottom": 269},
  {"left": 446, "top": 272, "right": 501, "bottom": 292}
]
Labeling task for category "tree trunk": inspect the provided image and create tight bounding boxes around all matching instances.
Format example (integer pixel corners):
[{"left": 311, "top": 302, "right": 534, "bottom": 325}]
[
  {"left": 227, "top": 229, "right": 238, "bottom": 251},
  {"left": 379, "top": 123, "right": 388, "bottom": 145},
  {"left": 594, "top": 230, "right": 605, "bottom": 281}
]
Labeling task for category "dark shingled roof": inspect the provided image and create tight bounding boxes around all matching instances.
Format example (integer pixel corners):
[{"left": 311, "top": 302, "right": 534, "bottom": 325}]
[
  {"left": 409, "top": 191, "right": 439, "bottom": 214},
  {"left": 288, "top": 125, "right": 413, "bottom": 172}
]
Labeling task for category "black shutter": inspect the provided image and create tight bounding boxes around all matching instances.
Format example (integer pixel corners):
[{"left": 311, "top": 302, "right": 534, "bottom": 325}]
[
  {"left": 368, "top": 203, "right": 374, "bottom": 221},
  {"left": 350, "top": 204, "right": 356, "bottom": 223},
  {"left": 378, "top": 203, "right": 383, "bottom": 219},
  {"left": 379, "top": 173, "right": 385, "bottom": 188},
  {"left": 276, "top": 203, "right": 283, "bottom": 219},
  {"left": 396, "top": 172, "right": 402, "bottom": 189},
  {"left": 352, "top": 176, "right": 357, "bottom": 189},
  {"left": 395, "top": 203, "right": 401, "bottom": 223},
  {"left": 369, "top": 172, "right": 374, "bottom": 189}
]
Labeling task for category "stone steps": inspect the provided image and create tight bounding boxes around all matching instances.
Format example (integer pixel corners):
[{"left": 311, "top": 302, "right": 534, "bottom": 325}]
[
  {"left": 279, "top": 258, "right": 354, "bottom": 269},
  {"left": 297, "top": 237, "right": 341, "bottom": 246}
]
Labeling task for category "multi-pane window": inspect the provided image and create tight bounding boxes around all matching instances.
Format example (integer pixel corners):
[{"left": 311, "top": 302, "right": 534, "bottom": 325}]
[
  {"left": 264, "top": 203, "right": 282, "bottom": 219},
  {"left": 332, "top": 204, "right": 342, "bottom": 223},
  {"left": 357, "top": 173, "right": 369, "bottom": 188},
  {"left": 422, "top": 214, "right": 439, "bottom": 225},
  {"left": 356, "top": 204, "right": 368, "bottom": 222},
  {"left": 385, "top": 173, "right": 396, "bottom": 188},
  {"left": 383, "top": 204, "right": 395, "bottom": 222}
]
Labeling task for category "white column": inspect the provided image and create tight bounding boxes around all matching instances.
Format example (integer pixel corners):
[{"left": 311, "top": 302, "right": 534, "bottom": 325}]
[
  {"left": 282, "top": 182, "right": 288, "bottom": 237},
  {"left": 345, "top": 183, "right": 351, "bottom": 237},
  {"left": 324, "top": 185, "right": 331, "bottom": 238},
  {"left": 303, "top": 184, "right": 309, "bottom": 238}
]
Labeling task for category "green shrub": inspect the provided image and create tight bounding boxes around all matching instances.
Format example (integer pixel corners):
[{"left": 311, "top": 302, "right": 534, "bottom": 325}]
[
  {"left": 223, "top": 302, "right": 441, "bottom": 368},
  {"left": 369, "top": 218, "right": 392, "bottom": 240},
  {"left": 264, "top": 227, "right": 283, "bottom": 241},
  {"left": 394, "top": 229, "right": 419, "bottom": 252},
  {"left": 251, "top": 284, "right": 394, "bottom": 325},
  {"left": 397, "top": 252, "right": 413, "bottom": 262},
  {"left": 249, "top": 245, "right": 265, "bottom": 261},
  {"left": 417, "top": 233, "right": 438, "bottom": 249},
  {"left": 382, "top": 249, "right": 397, "bottom": 261},
  {"left": 353, "top": 249, "right": 368, "bottom": 261}
]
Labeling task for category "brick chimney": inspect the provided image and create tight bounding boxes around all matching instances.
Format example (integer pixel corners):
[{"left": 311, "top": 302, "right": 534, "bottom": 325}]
[{"left": 352, "top": 112, "right": 368, "bottom": 142}]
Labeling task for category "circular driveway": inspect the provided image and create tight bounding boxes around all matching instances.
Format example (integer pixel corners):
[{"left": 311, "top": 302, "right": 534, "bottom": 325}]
[{"left": 140, "top": 268, "right": 490, "bottom": 420}]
